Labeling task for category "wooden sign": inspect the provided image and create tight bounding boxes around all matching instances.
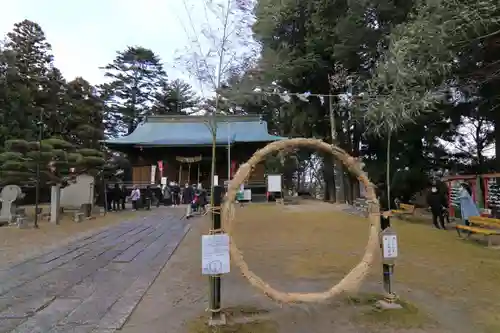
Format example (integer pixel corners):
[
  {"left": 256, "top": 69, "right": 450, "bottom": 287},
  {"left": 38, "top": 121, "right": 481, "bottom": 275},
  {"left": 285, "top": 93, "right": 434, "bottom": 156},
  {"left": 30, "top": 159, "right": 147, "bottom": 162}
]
[{"left": 176, "top": 156, "right": 202, "bottom": 163}]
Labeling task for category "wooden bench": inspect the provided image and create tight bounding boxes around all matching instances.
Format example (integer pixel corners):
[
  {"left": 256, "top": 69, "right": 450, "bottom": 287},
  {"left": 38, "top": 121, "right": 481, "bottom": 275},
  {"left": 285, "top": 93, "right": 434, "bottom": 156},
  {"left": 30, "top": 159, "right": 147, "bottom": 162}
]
[
  {"left": 456, "top": 224, "right": 500, "bottom": 247},
  {"left": 392, "top": 203, "right": 416, "bottom": 216},
  {"left": 469, "top": 216, "right": 500, "bottom": 228}
]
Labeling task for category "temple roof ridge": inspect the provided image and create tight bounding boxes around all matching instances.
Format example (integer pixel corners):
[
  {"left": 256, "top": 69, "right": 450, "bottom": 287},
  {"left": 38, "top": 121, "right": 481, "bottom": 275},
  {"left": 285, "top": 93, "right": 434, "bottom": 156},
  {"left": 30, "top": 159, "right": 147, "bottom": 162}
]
[
  {"left": 104, "top": 113, "right": 285, "bottom": 147},
  {"left": 146, "top": 114, "right": 262, "bottom": 123}
]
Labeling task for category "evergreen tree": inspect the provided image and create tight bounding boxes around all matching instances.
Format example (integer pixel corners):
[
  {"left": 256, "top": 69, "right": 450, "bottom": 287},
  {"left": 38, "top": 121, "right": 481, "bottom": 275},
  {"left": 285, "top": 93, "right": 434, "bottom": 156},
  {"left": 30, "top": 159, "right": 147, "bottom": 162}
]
[
  {"left": 101, "top": 46, "right": 166, "bottom": 135},
  {"left": 152, "top": 79, "right": 199, "bottom": 114},
  {"left": 64, "top": 77, "right": 105, "bottom": 149},
  {"left": 0, "top": 20, "right": 55, "bottom": 144}
]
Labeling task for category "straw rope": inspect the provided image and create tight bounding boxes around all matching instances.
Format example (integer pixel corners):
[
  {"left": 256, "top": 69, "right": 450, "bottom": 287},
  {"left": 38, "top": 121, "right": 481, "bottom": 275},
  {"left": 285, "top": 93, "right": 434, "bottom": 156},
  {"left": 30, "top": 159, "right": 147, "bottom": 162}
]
[{"left": 221, "top": 138, "right": 380, "bottom": 304}]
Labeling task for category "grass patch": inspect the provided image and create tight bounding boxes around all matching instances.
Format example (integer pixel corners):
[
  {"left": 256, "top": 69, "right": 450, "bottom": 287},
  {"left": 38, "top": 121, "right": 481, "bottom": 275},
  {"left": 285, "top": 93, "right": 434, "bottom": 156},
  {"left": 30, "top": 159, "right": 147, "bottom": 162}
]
[
  {"left": 356, "top": 300, "right": 429, "bottom": 328},
  {"left": 346, "top": 293, "right": 430, "bottom": 328},
  {"left": 231, "top": 203, "right": 500, "bottom": 330},
  {"left": 223, "top": 305, "right": 270, "bottom": 318},
  {"left": 186, "top": 315, "right": 278, "bottom": 333},
  {"left": 344, "top": 293, "right": 382, "bottom": 306}
]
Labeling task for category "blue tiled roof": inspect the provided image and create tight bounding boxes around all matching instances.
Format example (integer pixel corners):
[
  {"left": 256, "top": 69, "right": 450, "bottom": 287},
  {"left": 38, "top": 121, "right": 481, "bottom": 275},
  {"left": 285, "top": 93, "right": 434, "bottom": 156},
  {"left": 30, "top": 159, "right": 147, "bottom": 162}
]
[{"left": 104, "top": 115, "right": 285, "bottom": 146}]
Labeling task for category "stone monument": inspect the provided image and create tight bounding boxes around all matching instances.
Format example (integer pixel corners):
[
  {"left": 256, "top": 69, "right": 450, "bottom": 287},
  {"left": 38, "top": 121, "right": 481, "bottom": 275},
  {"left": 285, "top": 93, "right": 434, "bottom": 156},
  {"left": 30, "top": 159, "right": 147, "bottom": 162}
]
[{"left": 0, "top": 185, "right": 23, "bottom": 223}]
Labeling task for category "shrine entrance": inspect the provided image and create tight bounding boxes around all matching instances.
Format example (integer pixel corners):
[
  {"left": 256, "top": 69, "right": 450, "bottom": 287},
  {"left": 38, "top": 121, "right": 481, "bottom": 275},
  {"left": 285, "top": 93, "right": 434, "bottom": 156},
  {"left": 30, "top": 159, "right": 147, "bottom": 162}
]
[{"left": 176, "top": 156, "right": 202, "bottom": 186}]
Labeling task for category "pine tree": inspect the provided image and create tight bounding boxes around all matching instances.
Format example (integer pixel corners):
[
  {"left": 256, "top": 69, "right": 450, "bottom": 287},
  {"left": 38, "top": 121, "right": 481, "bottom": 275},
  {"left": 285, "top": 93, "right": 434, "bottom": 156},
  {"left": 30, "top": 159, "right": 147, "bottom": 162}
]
[
  {"left": 152, "top": 79, "right": 199, "bottom": 114},
  {"left": 64, "top": 77, "right": 105, "bottom": 150},
  {"left": 2, "top": 20, "right": 55, "bottom": 142},
  {"left": 101, "top": 46, "right": 166, "bottom": 135}
]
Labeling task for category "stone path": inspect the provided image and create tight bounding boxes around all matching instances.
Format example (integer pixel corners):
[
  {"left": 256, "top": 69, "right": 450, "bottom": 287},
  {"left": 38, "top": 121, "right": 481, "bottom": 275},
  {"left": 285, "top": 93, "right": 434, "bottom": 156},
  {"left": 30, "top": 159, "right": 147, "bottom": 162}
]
[{"left": 0, "top": 212, "right": 190, "bottom": 333}]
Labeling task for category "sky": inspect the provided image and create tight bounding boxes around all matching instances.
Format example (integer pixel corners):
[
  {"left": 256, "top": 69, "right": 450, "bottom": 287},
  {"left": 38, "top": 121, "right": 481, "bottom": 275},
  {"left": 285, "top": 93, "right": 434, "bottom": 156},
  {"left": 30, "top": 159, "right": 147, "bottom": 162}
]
[{"left": 0, "top": 0, "right": 202, "bottom": 91}]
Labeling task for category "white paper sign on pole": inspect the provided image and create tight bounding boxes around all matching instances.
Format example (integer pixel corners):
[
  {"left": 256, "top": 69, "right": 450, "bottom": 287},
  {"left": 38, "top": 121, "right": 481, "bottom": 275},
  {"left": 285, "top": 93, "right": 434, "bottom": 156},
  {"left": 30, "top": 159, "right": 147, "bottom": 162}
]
[
  {"left": 213, "top": 175, "right": 219, "bottom": 186},
  {"left": 161, "top": 177, "right": 167, "bottom": 185},
  {"left": 150, "top": 165, "right": 157, "bottom": 184},
  {"left": 382, "top": 234, "right": 398, "bottom": 259},
  {"left": 267, "top": 174, "right": 282, "bottom": 192},
  {"left": 202, "top": 234, "right": 230, "bottom": 275}
]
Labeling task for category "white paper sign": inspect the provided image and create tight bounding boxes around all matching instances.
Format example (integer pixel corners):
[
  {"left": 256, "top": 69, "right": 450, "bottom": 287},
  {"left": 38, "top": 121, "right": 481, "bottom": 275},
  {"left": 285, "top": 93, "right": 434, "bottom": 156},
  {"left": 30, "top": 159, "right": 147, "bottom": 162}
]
[
  {"left": 202, "top": 234, "right": 230, "bottom": 275},
  {"left": 213, "top": 175, "right": 219, "bottom": 186},
  {"left": 382, "top": 234, "right": 398, "bottom": 259},
  {"left": 267, "top": 174, "right": 282, "bottom": 192},
  {"left": 150, "top": 165, "right": 157, "bottom": 184},
  {"left": 161, "top": 177, "right": 167, "bottom": 185}
]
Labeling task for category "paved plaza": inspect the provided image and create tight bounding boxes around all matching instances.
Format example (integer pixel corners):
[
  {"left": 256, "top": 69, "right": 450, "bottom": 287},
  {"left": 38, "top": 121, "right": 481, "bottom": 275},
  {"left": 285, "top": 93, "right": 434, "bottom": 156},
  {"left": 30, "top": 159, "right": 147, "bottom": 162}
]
[{"left": 0, "top": 212, "right": 189, "bottom": 333}]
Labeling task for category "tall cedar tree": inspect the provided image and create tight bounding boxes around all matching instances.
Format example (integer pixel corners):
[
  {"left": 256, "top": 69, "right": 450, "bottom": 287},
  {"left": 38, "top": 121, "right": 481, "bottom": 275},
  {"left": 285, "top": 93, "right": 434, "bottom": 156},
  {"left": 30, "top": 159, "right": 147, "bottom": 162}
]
[
  {"left": 1, "top": 20, "right": 54, "bottom": 143},
  {"left": 64, "top": 78, "right": 105, "bottom": 149},
  {"left": 152, "top": 79, "right": 199, "bottom": 115},
  {"left": 101, "top": 46, "right": 166, "bottom": 136}
]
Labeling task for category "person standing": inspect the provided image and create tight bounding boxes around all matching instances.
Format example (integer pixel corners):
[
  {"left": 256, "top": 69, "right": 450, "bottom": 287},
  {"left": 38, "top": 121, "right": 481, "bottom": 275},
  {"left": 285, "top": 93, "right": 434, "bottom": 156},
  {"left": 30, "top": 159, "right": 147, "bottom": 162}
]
[
  {"left": 427, "top": 185, "right": 448, "bottom": 229},
  {"left": 171, "top": 182, "right": 180, "bottom": 207},
  {"left": 144, "top": 185, "right": 152, "bottom": 210},
  {"left": 182, "top": 183, "right": 194, "bottom": 205},
  {"left": 130, "top": 185, "right": 141, "bottom": 211},
  {"left": 112, "top": 184, "right": 122, "bottom": 211},
  {"left": 459, "top": 182, "right": 479, "bottom": 226},
  {"left": 106, "top": 184, "right": 113, "bottom": 212},
  {"left": 162, "top": 184, "right": 172, "bottom": 206},
  {"left": 120, "top": 184, "right": 127, "bottom": 210}
]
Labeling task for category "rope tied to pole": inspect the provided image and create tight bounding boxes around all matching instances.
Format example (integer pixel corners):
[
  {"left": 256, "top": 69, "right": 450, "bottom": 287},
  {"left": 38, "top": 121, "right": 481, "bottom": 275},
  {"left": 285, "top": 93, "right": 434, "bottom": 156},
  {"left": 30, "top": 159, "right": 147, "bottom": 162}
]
[{"left": 221, "top": 138, "right": 380, "bottom": 304}]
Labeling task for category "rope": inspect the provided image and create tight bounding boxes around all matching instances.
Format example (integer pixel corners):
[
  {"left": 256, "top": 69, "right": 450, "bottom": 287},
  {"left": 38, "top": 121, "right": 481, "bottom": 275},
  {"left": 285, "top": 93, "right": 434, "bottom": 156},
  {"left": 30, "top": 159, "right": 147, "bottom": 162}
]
[
  {"left": 221, "top": 138, "right": 380, "bottom": 304},
  {"left": 208, "top": 228, "right": 224, "bottom": 234},
  {"left": 206, "top": 307, "right": 222, "bottom": 313}
]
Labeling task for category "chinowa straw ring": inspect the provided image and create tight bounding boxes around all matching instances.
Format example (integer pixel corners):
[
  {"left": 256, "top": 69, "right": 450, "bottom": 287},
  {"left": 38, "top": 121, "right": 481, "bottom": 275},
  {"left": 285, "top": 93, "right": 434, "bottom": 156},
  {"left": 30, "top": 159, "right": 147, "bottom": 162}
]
[{"left": 221, "top": 138, "right": 381, "bottom": 304}]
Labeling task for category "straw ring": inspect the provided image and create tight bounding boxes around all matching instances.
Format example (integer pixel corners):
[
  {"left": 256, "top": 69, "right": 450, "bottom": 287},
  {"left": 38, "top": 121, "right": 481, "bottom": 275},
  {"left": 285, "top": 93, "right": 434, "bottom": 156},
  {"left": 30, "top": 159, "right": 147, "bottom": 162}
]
[{"left": 221, "top": 138, "right": 380, "bottom": 303}]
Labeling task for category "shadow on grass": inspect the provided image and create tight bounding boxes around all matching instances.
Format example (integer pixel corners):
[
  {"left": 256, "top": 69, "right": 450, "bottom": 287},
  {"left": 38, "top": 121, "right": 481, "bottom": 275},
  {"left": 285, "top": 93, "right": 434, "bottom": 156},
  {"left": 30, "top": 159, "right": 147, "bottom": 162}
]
[{"left": 345, "top": 293, "right": 431, "bottom": 329}]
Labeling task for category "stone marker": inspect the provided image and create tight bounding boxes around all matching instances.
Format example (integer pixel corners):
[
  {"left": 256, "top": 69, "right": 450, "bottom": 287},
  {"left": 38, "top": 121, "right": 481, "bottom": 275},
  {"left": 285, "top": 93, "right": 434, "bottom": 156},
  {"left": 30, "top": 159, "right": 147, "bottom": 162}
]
[{"left": 0, "top": 185, "right": 22, "bottom": 223}]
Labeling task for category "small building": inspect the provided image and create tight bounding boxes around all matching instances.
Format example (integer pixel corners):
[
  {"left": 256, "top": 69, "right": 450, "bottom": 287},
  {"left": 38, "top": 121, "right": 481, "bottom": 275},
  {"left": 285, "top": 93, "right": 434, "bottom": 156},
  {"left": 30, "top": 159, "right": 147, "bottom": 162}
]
[{"left": 104, "top": 114, "right": 285, "bottom": 199}]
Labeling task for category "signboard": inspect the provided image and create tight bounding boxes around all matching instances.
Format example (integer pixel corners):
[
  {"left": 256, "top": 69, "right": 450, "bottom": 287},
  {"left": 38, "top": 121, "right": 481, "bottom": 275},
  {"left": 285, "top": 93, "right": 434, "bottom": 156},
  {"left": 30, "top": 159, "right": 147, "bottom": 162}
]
[
  {"left": 201, "top": 234, "right": 230, "bottom": 275},
  {"left": 150, "top": 165, "right": 157, "bottom": 184},
  {"left": 267, "top": 174, "right": 282, "bottom": 192},
  {"left": 382, "top": 232, "right": 398, "bottom": 260},
  {"left": 214, "top": 175, "right": 219, "bottom": 186},
  {"left": 161, "top": 177, "right": 167, "bottom": 185}
]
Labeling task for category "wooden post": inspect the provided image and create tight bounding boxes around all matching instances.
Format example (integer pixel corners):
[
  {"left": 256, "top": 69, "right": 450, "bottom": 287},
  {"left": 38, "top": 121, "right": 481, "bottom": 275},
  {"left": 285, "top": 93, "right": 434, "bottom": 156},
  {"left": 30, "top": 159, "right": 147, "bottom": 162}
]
[
  {"left": 198, "top": 163, "right": 201, "bottom": 185},
  {"left": 188, "top": 163, "right": 192, "bottom": 184},
  {"left": 179, "top": 163, "right": 183, "bottom": 184}
]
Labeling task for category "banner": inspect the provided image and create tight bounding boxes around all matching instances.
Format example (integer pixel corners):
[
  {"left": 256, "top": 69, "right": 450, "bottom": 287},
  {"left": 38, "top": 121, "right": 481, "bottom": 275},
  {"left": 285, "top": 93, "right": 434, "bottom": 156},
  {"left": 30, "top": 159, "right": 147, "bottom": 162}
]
[
  {"left": 231, "top": 160, "right": 237, "bottom": 178},
  {"left": 157, "top": 160, "right": 163, "bottom": 174},
  {"left": 151, "top": 165, "right": 157, "bottom": 184}
]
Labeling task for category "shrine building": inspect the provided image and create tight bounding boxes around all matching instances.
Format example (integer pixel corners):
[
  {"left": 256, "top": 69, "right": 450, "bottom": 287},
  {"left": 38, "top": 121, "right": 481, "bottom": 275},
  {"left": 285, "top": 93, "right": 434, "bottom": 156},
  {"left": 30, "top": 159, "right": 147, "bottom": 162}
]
[{"left": 104, "top": 114, "right": 285, "bottom": 198}]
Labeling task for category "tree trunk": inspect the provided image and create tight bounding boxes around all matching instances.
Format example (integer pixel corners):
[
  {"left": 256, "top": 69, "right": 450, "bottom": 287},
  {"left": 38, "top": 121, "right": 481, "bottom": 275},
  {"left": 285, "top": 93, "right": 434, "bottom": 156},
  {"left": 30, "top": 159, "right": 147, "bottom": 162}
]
[
  {"left": 492, "top": 114, "right": 500, "bottom": 171},
  {"left": 322, "top": 154, "right": 336, "bottom": 202},
  {"left": 386, "top": 130, "right": 392, "bottom": 210}
]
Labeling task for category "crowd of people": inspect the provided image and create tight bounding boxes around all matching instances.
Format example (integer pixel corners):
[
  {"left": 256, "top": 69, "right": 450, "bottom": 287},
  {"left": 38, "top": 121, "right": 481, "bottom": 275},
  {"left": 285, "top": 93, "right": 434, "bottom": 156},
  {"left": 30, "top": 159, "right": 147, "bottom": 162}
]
[{"left": 102, "top": 181, "right": 209, "bottom": 215}]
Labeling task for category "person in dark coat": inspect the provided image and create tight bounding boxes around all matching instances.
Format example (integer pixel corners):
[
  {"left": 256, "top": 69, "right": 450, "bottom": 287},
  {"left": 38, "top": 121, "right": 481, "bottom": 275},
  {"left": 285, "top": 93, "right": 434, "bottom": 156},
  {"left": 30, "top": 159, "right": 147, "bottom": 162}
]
[
  {"left": 106, "top": 184, "right": 113, "bottom": 211},
  {"left": 120, "top": 184, "right": 127, "bottom": 210},
  {"left": 144, "top": 186, "right": 153, "bottom": 210},
  {"left": 171, "top": 182, "right": 180, "bottom": 206},
  {"left": 112, "top": 184, "right": 122, "bottom": 211},
  {"left": 427, "top": 185, "right": 448, "bottom": 229},
  {"left": 182, "top": 183, "right": 194, "bottom": 204}
]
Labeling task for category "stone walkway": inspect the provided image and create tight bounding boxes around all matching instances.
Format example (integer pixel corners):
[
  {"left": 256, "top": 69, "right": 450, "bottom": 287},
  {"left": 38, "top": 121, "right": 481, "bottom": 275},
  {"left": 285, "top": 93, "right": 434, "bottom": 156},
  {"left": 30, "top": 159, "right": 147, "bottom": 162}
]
[{"left": 0, "top": 211, "right": 190, "bottom": 333}]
